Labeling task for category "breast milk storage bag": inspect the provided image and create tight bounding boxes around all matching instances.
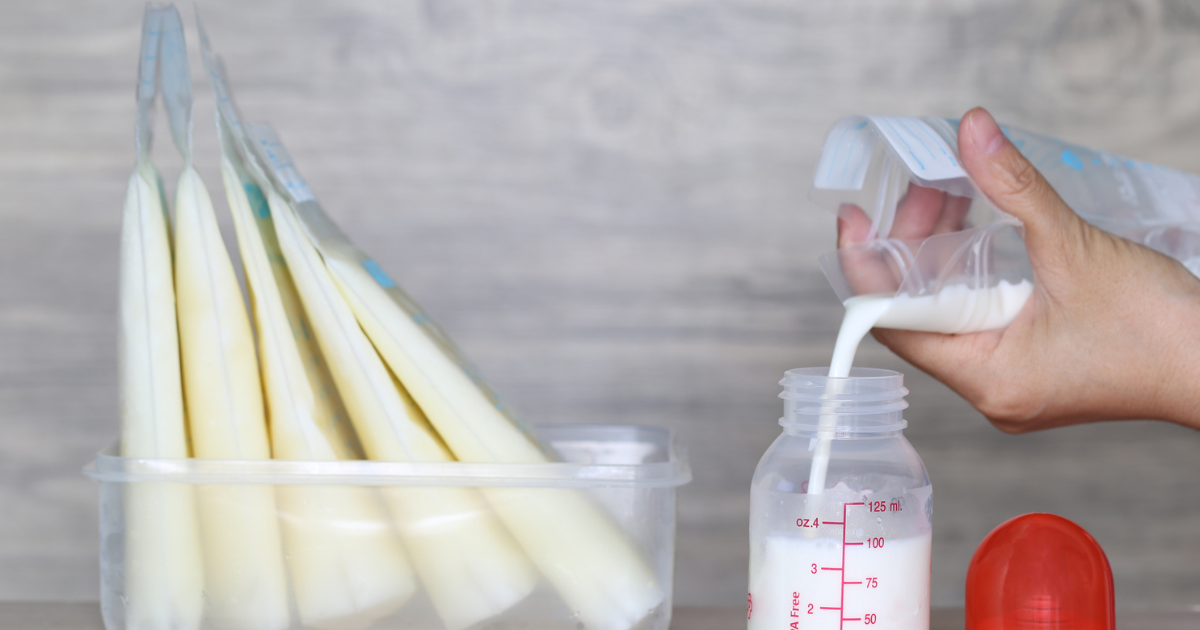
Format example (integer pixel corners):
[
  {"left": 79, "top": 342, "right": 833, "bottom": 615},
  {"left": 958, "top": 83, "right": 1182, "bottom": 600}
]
[{"left": 812, "top": 115, "right": 1200, "bottom": 334}]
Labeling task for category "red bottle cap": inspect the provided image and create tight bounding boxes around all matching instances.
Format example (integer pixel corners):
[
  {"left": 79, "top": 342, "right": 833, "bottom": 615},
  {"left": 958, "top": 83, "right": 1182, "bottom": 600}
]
[{"left": 966, "top": 513, "right": 1114, "bottom": 630}]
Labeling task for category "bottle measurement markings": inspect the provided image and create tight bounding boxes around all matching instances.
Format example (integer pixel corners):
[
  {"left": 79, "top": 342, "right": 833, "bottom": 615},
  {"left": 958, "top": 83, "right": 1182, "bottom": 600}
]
[{"left": 803, "top": 501, "right": 891, "bottom": 629}]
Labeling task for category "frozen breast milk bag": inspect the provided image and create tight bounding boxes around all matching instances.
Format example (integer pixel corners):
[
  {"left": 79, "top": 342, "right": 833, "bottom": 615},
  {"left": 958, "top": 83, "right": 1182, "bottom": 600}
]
[
  {"left": 161, "top": 17, "right": 290, "bottom": 630},
  {"left": 812, "top": 115, "right": 1200, "bottom": 348},
  {"left": 197, "top": 32, "right": 537, "bottom": 629},
  {"left": 219, "top": 145, "right": 418, "bottom": 627},
  {"left": 201, "top": 23, "right": 417, "bottom": 627},
  {"left": 268, "top": 189, "right": 538, "bottom": 630},
  {"left": 812, "top": 116, "right": 1036, "bottom": 345},
  {"left": 116, "top": 7, "right": 203, "bottom": 629},
  {"left": 807, "top": 115, "right": 1200, "bottom": 497},
  {"left": 247, "top": 124, "right": 664, "bottom": 630}
]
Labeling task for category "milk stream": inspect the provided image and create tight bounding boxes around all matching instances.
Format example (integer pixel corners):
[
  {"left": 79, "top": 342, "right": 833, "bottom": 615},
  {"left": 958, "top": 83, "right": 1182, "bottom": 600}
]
[
  {"left": 748, "top": 534, "right": 932, "bottom": 630},
  {"left": 808, "top": 280, "right": 1033, "bottom": 496},
  {"left": 748, "top": 279, "right": 1016, "bottom": 630}
]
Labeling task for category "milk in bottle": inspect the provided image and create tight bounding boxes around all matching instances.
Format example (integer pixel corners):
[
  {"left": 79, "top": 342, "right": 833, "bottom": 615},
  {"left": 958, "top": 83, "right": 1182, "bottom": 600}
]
[{"left": 748, "top": 368, "right": 932, "bottom": 630}]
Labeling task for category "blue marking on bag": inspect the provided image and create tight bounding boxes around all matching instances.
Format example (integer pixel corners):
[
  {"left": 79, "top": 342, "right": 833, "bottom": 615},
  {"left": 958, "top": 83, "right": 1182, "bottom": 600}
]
[
  {"left": 1061, "top": 149, "right": 1083, "bottom": 171},
  {"left": 361, "top": 259, "right": 396, "bottom": 288},
  {"left": 243, "top": 183, "right": 270, "bottom": 218}
]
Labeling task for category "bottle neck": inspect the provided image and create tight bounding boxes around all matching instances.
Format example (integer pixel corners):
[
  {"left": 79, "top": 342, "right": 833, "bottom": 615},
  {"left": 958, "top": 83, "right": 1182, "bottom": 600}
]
[
  {"left": 780, "top": 421, "right": 907, "bottom": 438},
  {"left": 778, "top": 367, "right": 909, "bottom": 438}
]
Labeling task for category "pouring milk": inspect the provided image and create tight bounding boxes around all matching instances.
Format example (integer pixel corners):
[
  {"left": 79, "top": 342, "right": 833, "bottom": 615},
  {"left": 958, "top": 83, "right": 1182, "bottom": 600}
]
[
  {"left": 749, "top": 281, "right": 1029, "bottom": 630},
  {"left": 808, "top": 279, "right": 1033, "bottom": 495}
]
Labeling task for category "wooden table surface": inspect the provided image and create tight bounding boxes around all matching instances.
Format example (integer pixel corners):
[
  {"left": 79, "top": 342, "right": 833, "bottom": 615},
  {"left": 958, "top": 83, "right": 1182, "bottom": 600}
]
[{"left": 2, "top": 603, "right": 1198, "bottom": 630}]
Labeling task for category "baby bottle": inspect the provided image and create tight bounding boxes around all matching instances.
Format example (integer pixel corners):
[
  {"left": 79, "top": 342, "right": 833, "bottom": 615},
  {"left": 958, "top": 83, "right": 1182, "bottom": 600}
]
[{"left": 748, "top": 368, "right": 932, "bottom": 630}]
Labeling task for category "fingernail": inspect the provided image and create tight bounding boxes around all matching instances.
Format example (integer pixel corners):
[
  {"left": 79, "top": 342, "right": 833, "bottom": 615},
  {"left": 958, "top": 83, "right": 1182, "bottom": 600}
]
[{"left": 966, "top": 108, "right": 1006, "bottom": 155}]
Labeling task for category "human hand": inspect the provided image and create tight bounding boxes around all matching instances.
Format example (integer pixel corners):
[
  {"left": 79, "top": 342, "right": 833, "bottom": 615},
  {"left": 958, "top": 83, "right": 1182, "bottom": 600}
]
[{"left": 837, "top": 107, "right": 1200, "bottom": 432}]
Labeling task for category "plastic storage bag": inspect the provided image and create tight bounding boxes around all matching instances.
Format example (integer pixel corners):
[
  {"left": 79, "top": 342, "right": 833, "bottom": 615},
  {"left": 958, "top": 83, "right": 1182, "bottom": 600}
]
[
  {"left": 160, "top": 13, "right": 291, "bottom": 630},
  {"left": 206, "top": 40, "right": 419, "bottom": 630},
  {"left": 241, "top": 125, "right": 667, "bottom": 630},
  {"left": 812, "top": 115, "right": 1200, "bottom": 333},
  {"left": 197, "top": 21, "right": 541, "bottom": 630},
  {"left": 115, "top": 7, "right": 205, "bottom": 629},
  {"left": 193, "top": 18, "right": 670, "bottom": 627}
]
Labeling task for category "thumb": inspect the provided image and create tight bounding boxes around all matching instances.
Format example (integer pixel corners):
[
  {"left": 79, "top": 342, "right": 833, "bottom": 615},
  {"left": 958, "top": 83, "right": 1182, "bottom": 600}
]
[{"left": 959, "top": 107, "right": 1086, "bottom": 258}]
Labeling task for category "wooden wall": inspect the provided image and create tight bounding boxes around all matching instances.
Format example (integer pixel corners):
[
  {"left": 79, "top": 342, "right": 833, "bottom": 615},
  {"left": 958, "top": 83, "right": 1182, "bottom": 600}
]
[{"left": 1, "top": 0, "right": 1198, "bottom": 608}]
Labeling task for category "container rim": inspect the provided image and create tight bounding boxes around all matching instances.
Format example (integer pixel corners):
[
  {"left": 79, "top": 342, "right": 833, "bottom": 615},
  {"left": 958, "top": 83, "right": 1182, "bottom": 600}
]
[{"left": 84, "top": 424, "right": 692, "bottom": 489}]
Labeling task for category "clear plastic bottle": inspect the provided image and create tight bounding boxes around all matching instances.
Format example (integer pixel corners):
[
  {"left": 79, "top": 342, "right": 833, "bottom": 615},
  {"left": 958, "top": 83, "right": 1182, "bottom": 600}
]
[{"left": 748, "top": 368, "right": 932, "bottom": 630}]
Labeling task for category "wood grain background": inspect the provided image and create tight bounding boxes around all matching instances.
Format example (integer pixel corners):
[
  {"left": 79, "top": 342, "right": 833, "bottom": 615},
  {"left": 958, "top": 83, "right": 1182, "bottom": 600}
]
[{"left": 2, "top": 0, "right": 1199, "bottom": 609}]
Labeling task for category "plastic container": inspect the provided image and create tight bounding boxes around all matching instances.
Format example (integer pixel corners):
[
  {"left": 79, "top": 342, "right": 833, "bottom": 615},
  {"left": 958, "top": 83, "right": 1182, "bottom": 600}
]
[
  {"left": 85, "top": 424, "right": 691, "bottom": 630},
  {"left": 748, "top": 368, "right": 932, "bottom": 630},
  {"left": 966, "top": 513, "right": 1115, "bottom": 630},
  {"left": 811, "top": 115, "right": 1200, "bottom": 334}
]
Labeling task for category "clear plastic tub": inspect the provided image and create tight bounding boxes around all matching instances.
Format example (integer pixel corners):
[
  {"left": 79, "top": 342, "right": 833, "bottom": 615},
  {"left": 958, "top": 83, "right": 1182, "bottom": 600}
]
[{"left": 85, "top": 424, "right": 691, "bottom": 630}]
